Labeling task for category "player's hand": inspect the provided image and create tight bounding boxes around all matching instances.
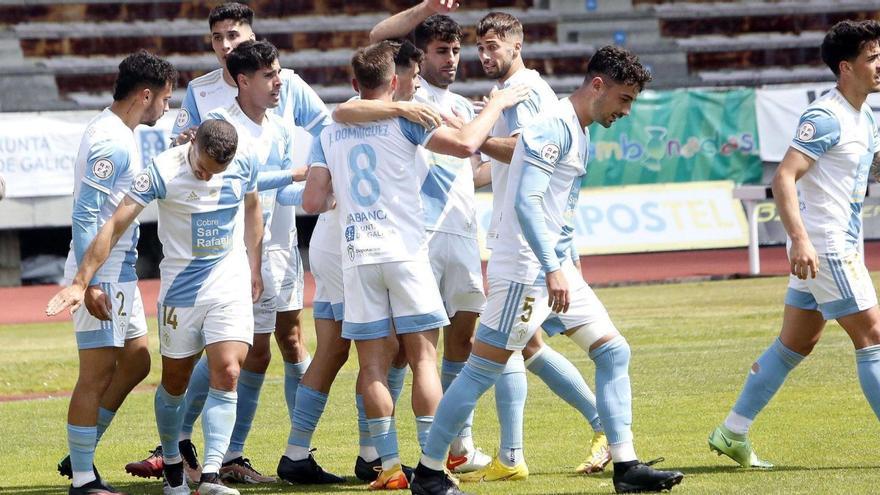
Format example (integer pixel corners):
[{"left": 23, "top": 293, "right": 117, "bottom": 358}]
[
  {"left": 291, "top": 165, "right": 308, "bottom": 182},
  {"left": 426, "top": 0, "right": 460, "bottom": 13},
  {"left": 789, "top": 238, "right": 819, "bottom": 280},
  {"left": 399, "top": 102, "right": 442, "bottom": 131},
  {"left": 488, "top": 84, "right": 531, "bottom": 110},
  {"left": 46, "top": 284, "right": 86, "bottom": 316},
  {"left": 84, "top": 285, "right": 112, "bottom": 321},
  {"left": 546, "top": 269, "right": 570, "bottom": 314},
  {"left": 173, "top": 128, "right": 197, "bottom": 146},
  {"left": 443, "top": 107, "right": 465, "bottom": 130},
  {"left": 251, "top": 273, "right": 264, "bottom": 303},
  {"left": 472, "top": 98, "right": 486, "bottom": 114}
]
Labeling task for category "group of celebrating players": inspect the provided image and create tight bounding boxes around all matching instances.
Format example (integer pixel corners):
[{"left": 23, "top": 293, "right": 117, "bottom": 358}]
[{"left": 44, "top": 0, "right": 880, "bottom": 494}]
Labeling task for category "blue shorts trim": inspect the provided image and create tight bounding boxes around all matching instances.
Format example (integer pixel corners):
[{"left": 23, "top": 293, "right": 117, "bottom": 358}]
[
  {"left": 820, "top": 296, "right": 861, "bottom": 320},
  {"left": 542, "top": 315, "right": 567, "bottom": 337},
  {"left": 475, "top": 322, "right": 525, "bottom": 351},
  {"left": 784, "top": 288, "right": 818, "bottom": 311},
  {"left": 75, "top": 328, "right": 119, "bottom": 349},
  {"left": 313, "top": 302, "right": 344, "bottom": 321},
  {"left": 342, "top": 318, "right": 391, "bottom": 341},
  {"left": 393, "top": 310, "right": 449, "bottom": 334}
]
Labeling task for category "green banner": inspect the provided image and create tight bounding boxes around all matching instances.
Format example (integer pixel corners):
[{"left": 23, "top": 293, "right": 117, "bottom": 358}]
[{"left": 584, "top": 88, "right": 762, "bottom": 186}]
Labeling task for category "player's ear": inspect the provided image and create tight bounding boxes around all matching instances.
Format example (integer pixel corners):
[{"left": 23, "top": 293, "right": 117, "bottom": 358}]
[
  {"left": 590, "top": 75, "right": 604, "bottom": 93},
  {"left": 351, "top": 78, "right": 360, "bottom": 94},
  {"left": 390, "top": 73, "right": 399, "bottom": 92},
  {"left": 141, "top": 87, "right": 152, "bottom": 104}
]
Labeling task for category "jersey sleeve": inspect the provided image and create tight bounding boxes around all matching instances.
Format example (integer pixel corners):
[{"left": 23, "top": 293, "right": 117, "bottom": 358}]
[
  {"left": 521, "top": 117, "right": 573, "bottom": 174},
  {"left": 127, "top": 162, "right": 165, "bottom": 206},
  {"left": 71, "top": 182, "right": 105, "bottom": 280},
  {"left": 288, "top": 73, "right": 332, "bottom": 137},
  {"left": 504, "top": 91, "right": 541, "bottom": 136},
  {"left": 171, "top": 84, "right": 201, "bottom": 139},
  {"left": 82, "top": 139, "right": 132, "bottom": 194},
  {"left": 308, "top": 134, "right": 329, "bottom": 170},
  {"left": 276, "top": 182, "right": 305, "bottom": 206},
  {"left": 399, "top": 117, "right": 437, "bottom": 146},
  {"left": 790, "top": 107, "right": 840, "bottom": 160},
  {"left": 514, "top": 162, "right": 559, "bottom": 273}
]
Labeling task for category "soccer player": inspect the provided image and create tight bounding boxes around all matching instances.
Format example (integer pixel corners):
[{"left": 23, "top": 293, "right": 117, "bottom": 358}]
[
  {"left": 708, "top": 19, "right": 880, "bottom": 469},
  {"left": 49, "top": 50, "right": 175, "bottom": 495},
  {"left": 302, "top": 40, "right": 526, "bottom": 490},
  {"left": 409, "top": 45, "right": 686, "bottom": 495},
  {"left": 48, "top": 119, "right": 264, "bottom": 495},
  {"left": 127, "top": 2, "right": 331, "bottom": 482}
]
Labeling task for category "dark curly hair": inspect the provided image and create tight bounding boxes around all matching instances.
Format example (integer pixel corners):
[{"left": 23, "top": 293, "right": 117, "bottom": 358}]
[
  {"left": 226, "top": 40, "right": 279, "bottom": 86},
  {"left": 821, "top": 20, "right": 880, "bottom": 76},
  {"left": 196, "top": 119, "right": 238, "bottom": 165},
  {"left": 391, "top": 39, "right": 424, "bottom": 72},
  {"left": 112, "top": 50, "right": 177, "bottom": 101},
  {"left": 586, "top": 45, "right": 652, "bottom": 91},
  {"left": 209, "top": 2, "right": 253, "bottom": 30},
  {"left": 414, "top": 14, "right": 462, "bottom": 50}
]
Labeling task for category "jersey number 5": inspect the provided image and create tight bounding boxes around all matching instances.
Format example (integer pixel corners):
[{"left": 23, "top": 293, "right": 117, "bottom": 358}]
[{"left": 348, "top": 144, "right": 380, "bottom": 207}]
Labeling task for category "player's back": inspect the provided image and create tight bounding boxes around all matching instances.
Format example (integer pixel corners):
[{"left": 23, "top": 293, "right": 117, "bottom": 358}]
[
  {"left": 790, "top": 87, "right": 878, "bottom": 254},
  {"left": 64, "top": 108, "right": 141, "bottom": 284},
  {"left": 314, "top": 116, "right": 436, "bottom": 268}
]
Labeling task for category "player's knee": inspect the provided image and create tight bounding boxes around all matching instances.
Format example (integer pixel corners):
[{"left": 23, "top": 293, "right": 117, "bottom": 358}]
[{"left": 210, "top": 361, "right": 241, "bottom": 391}]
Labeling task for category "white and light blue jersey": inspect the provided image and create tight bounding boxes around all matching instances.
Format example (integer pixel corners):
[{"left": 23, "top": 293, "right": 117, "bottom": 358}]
[
  {"left": 414, "top": 77, "right": 480, "bottom": 238},
  {"left": 486, "top": 68, "right": 558, "bottom": 248},
  {"left": 64, "top": 108, "right": 142, "bottom": 284},
  {"left": 206, "top": 101, "right": 297, "bottom": 250},
  {"left": 172, "top": 68, "right": 331, "bottom": 139},
  {"left": 790, "top": 88, "right": 880, "bottom": 254},
  {"left": 127, "top": 143, "right": 258, "bottom": 307},
  {"left": 310, "top": 206, "right": 341, "bottom": 256},
  {"left": 310, "top": 116, "right": 437, "bottom": 268},
  {"left": 489, "top": 98, "right": 588, "bottom": 285}
]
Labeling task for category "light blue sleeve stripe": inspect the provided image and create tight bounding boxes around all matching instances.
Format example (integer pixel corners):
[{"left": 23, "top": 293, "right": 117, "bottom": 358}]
[
  {"left": 514, "top": 163, "right": 560, "bottom": 273},
  {"left": 71, "top": 183, "right": 106, "bottom": 286},
  {"left": 276, "top": 182, "right": 304, "bottom": 206},
  {"left": 791, "top": 107, "right": 840, "bottom": 159},
  {"left": 257, "top": 170, "right": 293, "bottom": 191}
]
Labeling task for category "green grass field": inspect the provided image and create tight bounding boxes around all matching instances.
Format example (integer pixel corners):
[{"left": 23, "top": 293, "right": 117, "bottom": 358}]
[{"left": 3, "top": 275, "right": 880, "bottom": 494}]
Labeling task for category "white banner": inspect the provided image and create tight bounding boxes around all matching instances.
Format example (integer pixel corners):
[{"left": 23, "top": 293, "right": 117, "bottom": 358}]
[
  {"left": 0, "top": 110, "right": 314, "bottom": 199},
  {"left": 475, "top": 181, "right": 748, "bottom": 258},
  {"left": 756, "top": 84, "right": 880, "bottom": 162}
]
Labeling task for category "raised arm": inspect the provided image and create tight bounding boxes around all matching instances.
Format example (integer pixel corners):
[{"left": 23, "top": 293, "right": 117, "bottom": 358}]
[
  {"left": 369, "top": 0, "right": 459, "bottom": 43},
  {"left": 333, "top": 99, "right": 442, "bottom": 130},
  {"left": 772, "top": 147, "right": 817, "bottom": 279},
  {"left": 302, "top": 166, "right": 334, "bottom": 214},
  {"left": 244, "top": 191, "right": 264, "bottom": 303},
  {"left": 480, "top": 136, "right": 518, "bottom": 164}
]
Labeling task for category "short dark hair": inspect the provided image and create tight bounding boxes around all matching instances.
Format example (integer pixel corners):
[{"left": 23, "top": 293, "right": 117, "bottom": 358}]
[
  {"left": 821, "top": 20, "right": 880, "bottom": 76},
  {"left": 208, "top": 2, "right": 253, "bottom": 30},
  {"left": 586, "top": 45, "right": 653, "bottom": 91},
  {"left": 413, "top": 14, "right": 462, "bottom": 50},
  {"left": 112, "top": 50, "right": 177, "bottom": 101},
  {"left": 351, "top": 41, "right": 396, "bottom": 90},
  {"left": 196, "top": 119, "right": 238, "bottom": 165},
  {"left": 391, "top": 39, "right": 424, "bottom": 72},
  {"left": 226, "top": 40, "right": 278, "bottom": 86},
  {"left": 476, "top": 12, "right": 523, "bottom": 41}
]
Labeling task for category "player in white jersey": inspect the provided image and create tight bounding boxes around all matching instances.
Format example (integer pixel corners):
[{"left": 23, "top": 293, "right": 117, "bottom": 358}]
[
  {"left": 410, "top": 45, "right": 686, "bottom": 495},
  {"left": 46, "top": 51, "right": 175, "bottom": 495},
  {"left": 49, "top": 120, "right": 263, "bottom": 495},
  {"left": 709, "top": 20, "right": 880, "bottom": 471},
  {"left": 302, "top": 41, "right": 526, "bottom": 490}
]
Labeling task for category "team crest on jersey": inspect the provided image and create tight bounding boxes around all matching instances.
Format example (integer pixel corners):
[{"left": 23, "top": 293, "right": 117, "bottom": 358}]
[
  {"left": 133, "top": 172, "right": 151, "bottom": 193},
  {"left": 92, "top": 159, "right": 114, "bottom": 180},
  {"left": 345, "top": 225, "right": 356, "bottom": 242},
  {"left": 347, "top": 244, "right": 356, "bottom": 262},
  {"left": 541, "top": 144, "right": 561, "bottom": 165},
  {"left": 176, "top": 109, "right": 190, "bottom": 129},
  {"left": 797, "top": 121, "right": 816, "bottom": 141}
]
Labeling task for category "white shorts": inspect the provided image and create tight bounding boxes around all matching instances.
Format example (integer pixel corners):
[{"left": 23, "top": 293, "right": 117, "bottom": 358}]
[
  {"left": 427, "top": 231, "right": 487, "bottom": 317},
  {"left": 74, "top": 280, "right": 148, "bottom": 349},
  {"left": 341, "top": 260, "right": 449, "bottom": 341},
  {"left": 476, "top": 261, "right": 613, "bottom": 351},
  {"left": 310, "top": 247, "right": 344, "bottom": 321},
  {"left": 785, "top": 250, "right": 877, "bottom": 320},
  {"left": 253, "top": 247, "right": 305, "bottom": 333},
  {"left": 157, "top": 298, "right": 254, "bottom": 358}
]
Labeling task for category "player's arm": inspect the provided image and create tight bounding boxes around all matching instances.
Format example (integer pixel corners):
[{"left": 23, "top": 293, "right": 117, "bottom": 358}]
[
  {"left": 332, "top": 99, "right": 442, "bottom": 130},
  {"left": 480, "top": 87, "right": 543, "bottom": 164},
  {"left": 480, "top": 136, "right": 518, "bottom": 164},
  {"left": 47, "top": 196, "right": 144, "bottom": 316},
  {"left": 368, "top": 0, "right": 459, "bottom": 43},
  {"left": 424, "top": 85, "right": 530, "bottom": 158},
  {"left": 243, "top": 190, "right": 264, "bottom": 303},
  {"left": 472, "top": 156, "right": 492, "bottom": 188},
  {"left": 772, "top": 147, "right": 817, "bottom": 280},
  {"left": 301, "top": 136, "right": 334, "bottom": 214}
]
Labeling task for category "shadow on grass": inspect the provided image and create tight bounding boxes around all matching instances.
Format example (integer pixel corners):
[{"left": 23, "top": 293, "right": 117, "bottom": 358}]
[{"left": 680, "top": 464, "right": 880, "bottom": 475}]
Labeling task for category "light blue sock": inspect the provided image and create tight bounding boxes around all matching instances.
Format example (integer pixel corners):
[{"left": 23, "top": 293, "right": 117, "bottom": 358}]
[
  {"left": 527, "top": 345, "right": 603, "bottom": 432},
  {"left": 180, "top": 355, "right": 210, "bottom": 437},
  {"left": 415, "top": 415, "right": 433, "bottom": 450},
  {"left": 856, "top": 344, "right": 880, "bottom": 420},
  {"left": 202, "top": 388, "right": 237, "bottom": 473},
  {"left": 496, "top": 356, "right": 526, "bottom": 464},
  {"left": 284, "top": 358, "right": 311, "bottom": 428},
  {"left": 154, "top": 384, "right": 185, "bottom": 461},
  {"left": 731, "top": 338, "right": 804, "bottom": 421},
  {"left": 589, "top": 336, "right": 633, "bottom": 445},
  {"left": 441, "top": 359, "right": 473, "bottom": 438},
  {"left": 423, "top": 355, "right": 504, "bottom": 463},
  {"left": 356, "top": 394, "right": 372, "bottom": 449},
  {"left": 95, "top": 407, "right": 116, "bottom": 443},
  {"left": 67, "top": 424, "right": 97, "bottom": 485},
  {"left": 228, "top": 369, "right": 264, "bottom": 454},
  {"left": 290, "top": 384, "right": 328, "bottom": 447},
  {"left": 367, "top": 416, "right": 399, "bottom": 465},
  {"left": 388, "top": 366, "right": 407, "bottom": 406}
]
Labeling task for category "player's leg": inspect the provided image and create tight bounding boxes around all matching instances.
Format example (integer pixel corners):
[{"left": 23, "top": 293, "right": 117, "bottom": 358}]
[
  {"left": 156, "top": 353, "right": 201, "bottom": 495},
  {"left": 399, "top": 330, "right": 442, "bottom": 450},
  {"left": 275, "top": 248, "right": 312, "bottom": 429}
]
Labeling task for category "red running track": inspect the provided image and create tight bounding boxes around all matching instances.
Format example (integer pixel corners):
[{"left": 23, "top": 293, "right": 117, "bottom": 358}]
[{"left": 5, "top": 243, "right": 880, "bottom": 326}]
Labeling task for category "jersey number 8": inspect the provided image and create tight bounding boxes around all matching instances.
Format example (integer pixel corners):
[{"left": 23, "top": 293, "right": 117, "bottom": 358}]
[{"left": 348, "top": 144, "right": 380, "bottom": 207}]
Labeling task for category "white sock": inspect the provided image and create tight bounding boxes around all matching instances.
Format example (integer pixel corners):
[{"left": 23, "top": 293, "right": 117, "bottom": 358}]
[
  {"left": 284, "top": 444, "right": 311, "bottom": 461},
  {"left": 163, "top": 454, "right": 182, "bottom": 465},
  {"left": 610, "top": 441, "right": 637, "bottom": 463},
  {"left": 72, "top": 470, "right": 96, "bottom": 488},
  {"left": 450, "top": 435, "right": 475, "bottom": 456},
  {"left": 178, "top": 431, "right": 191, "bottom": 442},
  {"left": 359, "top": 445, "right": 379, "bottom": 462},
  {"left": 419, "top": 454, "right": 446, "bottom": 471},
  {"left": 222, "top": 450, "right": 243, "bottom": 464},
  {"left": 381, "top": 455, "right": 402, "bottom": 471},
  {"left": 724, "top": 411, "right": 752, "bottom": 435},
  {"left": 498, "top": 448, "right": 524, "bottom": 467}
]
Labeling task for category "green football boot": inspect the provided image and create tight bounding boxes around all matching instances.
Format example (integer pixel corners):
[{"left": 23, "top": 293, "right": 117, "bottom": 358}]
[{"left": 708, "top": 425, "right": 773, "bottom": 468}]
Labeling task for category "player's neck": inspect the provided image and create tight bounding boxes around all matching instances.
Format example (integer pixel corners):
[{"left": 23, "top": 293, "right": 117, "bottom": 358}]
[
  {"left": 498, "top": 58, "right": 525, "bottom": 85},
  {"left": 236, "top": 96, "right": 267, "bottom": 126},
  {"left": 108, "top": 100, "right": 143, "bottom": 131},
  {"left": 836, "top": 81, "right": 868, "bottom": 111},
  {"left": 221, "top": 67, "right": 237, "bottom": 87},
  {"left": 569, "top": 87, "right": 594, "bottom": 129}
]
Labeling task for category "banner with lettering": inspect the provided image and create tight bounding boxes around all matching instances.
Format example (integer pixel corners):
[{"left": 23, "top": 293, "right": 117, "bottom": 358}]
[{"left": 584, "top": 88, "right": 762, "bottom": 186}]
